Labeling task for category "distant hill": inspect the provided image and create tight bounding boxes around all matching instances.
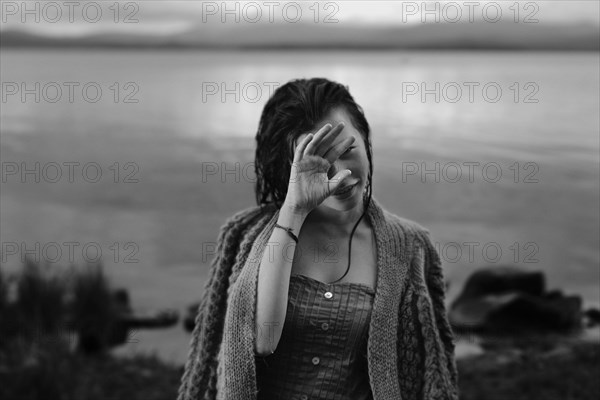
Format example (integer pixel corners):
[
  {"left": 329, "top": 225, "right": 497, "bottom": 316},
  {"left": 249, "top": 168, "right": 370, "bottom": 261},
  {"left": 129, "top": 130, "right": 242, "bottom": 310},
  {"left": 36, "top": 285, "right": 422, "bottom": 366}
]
[{"left": 1, "top": 22, "right": 598, "bottom": 50}]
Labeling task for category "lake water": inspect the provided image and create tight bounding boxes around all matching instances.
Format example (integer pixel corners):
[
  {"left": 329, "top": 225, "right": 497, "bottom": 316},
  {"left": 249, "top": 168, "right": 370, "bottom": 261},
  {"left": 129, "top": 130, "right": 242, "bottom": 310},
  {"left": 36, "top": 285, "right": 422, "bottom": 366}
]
[{"left": 1, "top": 49, "right": 598, "bottom": 364}]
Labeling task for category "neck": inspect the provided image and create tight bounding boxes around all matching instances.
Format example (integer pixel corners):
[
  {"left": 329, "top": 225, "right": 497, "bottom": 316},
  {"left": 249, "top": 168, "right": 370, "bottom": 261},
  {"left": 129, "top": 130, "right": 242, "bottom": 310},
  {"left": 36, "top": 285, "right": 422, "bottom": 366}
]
[{"left": 306, "top": 199, "right": 366, "bottom": 233}]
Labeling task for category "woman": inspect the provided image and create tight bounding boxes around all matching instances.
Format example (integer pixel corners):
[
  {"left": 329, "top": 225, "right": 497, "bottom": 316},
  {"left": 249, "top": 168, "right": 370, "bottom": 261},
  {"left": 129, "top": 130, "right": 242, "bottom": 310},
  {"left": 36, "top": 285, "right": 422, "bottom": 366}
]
[{"left": 178, "top": 78, "right": 458, "bottom": 400}]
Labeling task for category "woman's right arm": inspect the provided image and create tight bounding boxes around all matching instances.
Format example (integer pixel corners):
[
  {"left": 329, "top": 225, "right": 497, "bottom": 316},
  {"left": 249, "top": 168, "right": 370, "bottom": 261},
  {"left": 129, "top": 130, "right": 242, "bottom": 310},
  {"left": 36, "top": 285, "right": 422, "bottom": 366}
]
[
  {"left": 254, "top": 202, "right": 307, "bottom": 356},
  {"left": 254, "top": 122, "right": 355, "bottom": 357}
]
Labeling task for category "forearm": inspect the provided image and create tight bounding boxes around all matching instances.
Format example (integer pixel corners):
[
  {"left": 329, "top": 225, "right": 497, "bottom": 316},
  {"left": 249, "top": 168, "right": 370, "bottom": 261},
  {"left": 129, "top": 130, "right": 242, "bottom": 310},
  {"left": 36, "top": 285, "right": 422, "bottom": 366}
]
[{"left": 255, "top": 202, "right": 306, "bottom": 356}]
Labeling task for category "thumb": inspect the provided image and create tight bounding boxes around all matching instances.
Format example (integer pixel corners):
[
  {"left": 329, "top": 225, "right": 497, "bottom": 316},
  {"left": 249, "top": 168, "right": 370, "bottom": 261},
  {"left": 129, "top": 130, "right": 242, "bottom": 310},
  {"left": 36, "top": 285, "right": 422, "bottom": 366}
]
[{"left": 329, "top": 169, "right": 352, "bottom": 192}]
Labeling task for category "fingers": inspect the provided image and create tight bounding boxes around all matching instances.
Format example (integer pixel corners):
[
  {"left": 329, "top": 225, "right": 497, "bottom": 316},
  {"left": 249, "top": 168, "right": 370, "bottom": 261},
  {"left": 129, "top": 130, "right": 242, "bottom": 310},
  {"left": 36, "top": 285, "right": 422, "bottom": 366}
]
[
  {"left": 314, "top": 122, "right": 345, "bottom": 156},
  {"left": 323, "top": 136, "right": 355, "bottom": 165},
  {"left": 327, "top": 169, "right": 352, "bottom": 194},
  {"left": 303, "top": 123, "right": 332, "bottom": 157},
  {"left": 293, "top": 133, "right": 314, "bottom": 164}
]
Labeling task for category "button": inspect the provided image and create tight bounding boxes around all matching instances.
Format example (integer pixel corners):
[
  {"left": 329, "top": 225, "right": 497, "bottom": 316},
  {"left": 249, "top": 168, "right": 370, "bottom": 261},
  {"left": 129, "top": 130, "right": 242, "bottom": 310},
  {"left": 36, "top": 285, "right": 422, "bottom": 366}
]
[
  {"left": 312, "top": 356, "right": 320, "bottom": 365},
  {"left": 324, "top": 291, "right": 333, "bottom": 299},
  {"left": 300, "top": 396, "right": 308, "bottom": 400},
  {"left": 321, "top": 322, "right": 329, "bottom": 331}
]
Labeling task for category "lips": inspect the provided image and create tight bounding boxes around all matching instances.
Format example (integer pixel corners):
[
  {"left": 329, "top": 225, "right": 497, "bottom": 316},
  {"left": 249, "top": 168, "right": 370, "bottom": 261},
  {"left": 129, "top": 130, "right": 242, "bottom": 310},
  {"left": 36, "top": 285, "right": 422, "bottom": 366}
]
[{"left": 335, "top": 181, "right": 359, "bottom": 196}]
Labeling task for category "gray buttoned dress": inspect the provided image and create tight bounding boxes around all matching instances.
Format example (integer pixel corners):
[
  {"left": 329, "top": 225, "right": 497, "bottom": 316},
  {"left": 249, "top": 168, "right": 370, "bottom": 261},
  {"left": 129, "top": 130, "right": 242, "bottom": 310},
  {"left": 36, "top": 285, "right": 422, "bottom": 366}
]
[{"left": 255, "top": 273, "right": 375, "bottom": 400}]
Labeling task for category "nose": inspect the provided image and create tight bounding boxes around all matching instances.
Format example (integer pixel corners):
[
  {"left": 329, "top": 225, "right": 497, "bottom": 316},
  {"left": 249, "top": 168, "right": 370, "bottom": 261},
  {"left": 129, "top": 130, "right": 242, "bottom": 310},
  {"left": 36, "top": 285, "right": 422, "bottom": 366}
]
[{"left": 327, "top": 161, "right": 339, "bottom": 180}]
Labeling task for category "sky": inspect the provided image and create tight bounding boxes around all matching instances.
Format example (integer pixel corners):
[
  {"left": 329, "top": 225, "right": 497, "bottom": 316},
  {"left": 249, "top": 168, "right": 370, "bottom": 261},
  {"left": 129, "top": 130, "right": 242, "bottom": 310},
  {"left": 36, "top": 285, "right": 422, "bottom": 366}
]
[{"left": 1, "top": 0, "right": 599, "bottom": 37}]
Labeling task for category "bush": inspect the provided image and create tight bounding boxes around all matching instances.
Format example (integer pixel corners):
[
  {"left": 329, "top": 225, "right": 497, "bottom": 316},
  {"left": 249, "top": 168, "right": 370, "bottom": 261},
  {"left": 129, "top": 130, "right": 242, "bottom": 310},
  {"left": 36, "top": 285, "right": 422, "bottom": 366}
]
[
  {"left": 0, "top": 260, "right": 118, "bottom": 354},
  {"left": 14, "top": 258, "right": 68, "bottom": 341},
  {"left": 0, "top": 267, "right": 6, "bottom": 310},
  {"left": 0, "top": 260, "right": 183, "bottom": 400},
  {"left": 458, "top": 342, "right": 600, "bottom": 400},
  {"left": 69, "top": 263, "right": 119, "bottom": 354}
]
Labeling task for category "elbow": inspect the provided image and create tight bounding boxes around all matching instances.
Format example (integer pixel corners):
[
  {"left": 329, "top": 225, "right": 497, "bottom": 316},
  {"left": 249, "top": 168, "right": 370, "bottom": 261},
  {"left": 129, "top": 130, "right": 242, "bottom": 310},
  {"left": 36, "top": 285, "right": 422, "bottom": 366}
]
[
  {"left": 254, "top": 323, "right": 281, "bottom": 357},
  {"left": 254, "top": 339, "right": 275, "bottom": 357}
]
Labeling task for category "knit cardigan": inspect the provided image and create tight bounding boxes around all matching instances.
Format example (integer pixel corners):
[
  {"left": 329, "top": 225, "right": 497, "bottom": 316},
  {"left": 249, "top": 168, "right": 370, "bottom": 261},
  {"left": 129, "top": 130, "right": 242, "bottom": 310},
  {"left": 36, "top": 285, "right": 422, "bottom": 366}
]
[{"left": 177, "top": 197, "right": 459, "bottom": 400}]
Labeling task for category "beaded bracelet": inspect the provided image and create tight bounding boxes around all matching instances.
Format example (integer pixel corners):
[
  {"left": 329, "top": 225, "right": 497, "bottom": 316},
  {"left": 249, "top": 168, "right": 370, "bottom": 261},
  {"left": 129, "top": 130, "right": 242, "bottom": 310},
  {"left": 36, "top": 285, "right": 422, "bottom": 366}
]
[{"left": 274, "top": 223, "right": 299, "bottom": 244}]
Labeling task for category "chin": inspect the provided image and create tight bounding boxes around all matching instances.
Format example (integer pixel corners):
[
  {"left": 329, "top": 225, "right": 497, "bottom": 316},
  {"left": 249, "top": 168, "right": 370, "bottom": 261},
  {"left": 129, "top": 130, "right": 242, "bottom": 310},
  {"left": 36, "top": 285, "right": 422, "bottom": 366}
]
[{"left": 325, "top": 190, "right": 363, "bottom": 210}]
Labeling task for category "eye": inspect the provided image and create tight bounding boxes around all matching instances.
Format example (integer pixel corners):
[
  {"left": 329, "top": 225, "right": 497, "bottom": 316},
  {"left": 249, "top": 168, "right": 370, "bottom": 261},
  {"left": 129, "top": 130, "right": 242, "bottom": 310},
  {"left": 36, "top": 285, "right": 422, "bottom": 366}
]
[{"left": 343, "top": 146, "right": 356, "bottom": 155}]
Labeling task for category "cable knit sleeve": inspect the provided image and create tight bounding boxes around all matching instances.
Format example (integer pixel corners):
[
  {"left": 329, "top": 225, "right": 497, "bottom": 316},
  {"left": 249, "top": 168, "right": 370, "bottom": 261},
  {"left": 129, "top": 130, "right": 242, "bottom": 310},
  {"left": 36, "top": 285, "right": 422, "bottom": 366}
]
[
  {"left": 419, "top": 230, "right": 459, "bottom": 399},
  {"left": 177, "top": 207, "right": 264, "bottom": 400}
]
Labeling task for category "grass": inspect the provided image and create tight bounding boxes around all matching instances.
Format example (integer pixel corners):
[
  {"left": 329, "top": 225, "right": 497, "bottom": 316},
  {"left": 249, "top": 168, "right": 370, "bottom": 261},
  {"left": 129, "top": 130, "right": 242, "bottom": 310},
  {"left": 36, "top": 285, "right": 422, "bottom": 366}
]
[
  {"left": 0, "top": 259, "right": 183, "bottom": 400},
  {"left": 0, "top": 340, "right": 183, "bottom": 400},
  {"left": 457, "top": 342, "right": 600, "bottom": 400},
  {"left": 1, "top": 260, "right": 598, "bottom": 400},
  {"left": 2, "top": 336, "right": 597, "bottom": 400}
]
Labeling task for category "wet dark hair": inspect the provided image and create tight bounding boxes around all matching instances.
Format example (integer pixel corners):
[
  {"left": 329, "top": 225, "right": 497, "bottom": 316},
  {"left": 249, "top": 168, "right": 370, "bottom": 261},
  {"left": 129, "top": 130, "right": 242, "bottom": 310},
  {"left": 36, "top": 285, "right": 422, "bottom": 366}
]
[{"left": 254, "top": 78, "right": 373, "bottom": 212}]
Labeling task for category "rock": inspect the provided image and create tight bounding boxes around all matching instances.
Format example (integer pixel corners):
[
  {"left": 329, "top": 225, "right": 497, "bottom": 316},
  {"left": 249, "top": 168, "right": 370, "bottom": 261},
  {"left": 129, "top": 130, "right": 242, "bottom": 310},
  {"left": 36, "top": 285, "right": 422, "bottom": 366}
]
[
  {"left": 454, "top": 341, "right": 485, "bottom": 359},
  {"left": 544, "top": 289, "right": 564, "bottom": 300},
  {"left": 456, "top": 266, "right": 545, "bottom": 301},
  {"left": 184, "top": 302, "right": 201, "bottom": 333},
  {"left": 450, "top": 292, "right": 512, "bottom": 331},
  {"left": 75, "top": 288, "right": 179, "bottom": 355},
  {"left": 122, "top": 309, "right": 179, "bottom": 329},
  {"left": 485, "top": 292, "right": 582, "bottom": 334},
  {"left": 450, "top": 266, "right": 583, "bottom": 335},
  {"left": 540, "top": 344, "right": 572, "bottom": 359},
  {"left": 584, "top": 308, "right": 600, "bottom": 327}
]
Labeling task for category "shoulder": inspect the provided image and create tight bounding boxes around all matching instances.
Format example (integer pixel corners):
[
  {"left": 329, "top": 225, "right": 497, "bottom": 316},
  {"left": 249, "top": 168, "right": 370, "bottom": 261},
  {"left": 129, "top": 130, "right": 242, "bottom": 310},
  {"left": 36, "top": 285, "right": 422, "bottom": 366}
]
[
  {"left": 376, "top": 204, "right": 433, "bottom": 249},
  {"left": 221, "top": 203, "right": 278, "bottom": 231},
  {"left": 374, "top": 202, "right": 442, "bottom": 283},
  {"left": 215, "top": 203, "right": 278, "bottom": 249},
  {"left": 208, "top": 204, "right": 279, "bottom": 268},
  {"left": 383, "top": 209, "right": 429, "bottom": 235},
  {"left": 369, "top": 199, "right": 439, "bottom": 268}
]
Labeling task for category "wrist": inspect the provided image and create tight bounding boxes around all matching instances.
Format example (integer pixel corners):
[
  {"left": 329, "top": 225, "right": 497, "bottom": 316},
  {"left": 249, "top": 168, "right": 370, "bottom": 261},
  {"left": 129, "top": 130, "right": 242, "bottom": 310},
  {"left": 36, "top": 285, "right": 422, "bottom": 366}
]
[{"left": 277, "top": 201, "right": 307, "bottom": 234}]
